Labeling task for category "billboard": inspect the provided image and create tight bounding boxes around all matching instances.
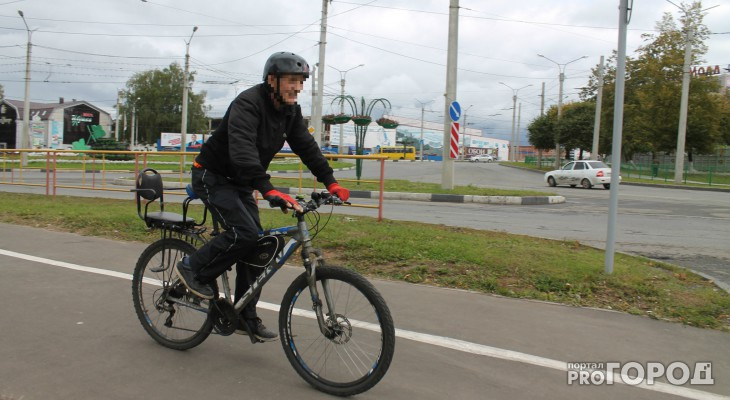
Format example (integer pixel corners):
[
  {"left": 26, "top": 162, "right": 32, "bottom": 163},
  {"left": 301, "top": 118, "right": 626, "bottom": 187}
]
[{"left": 159, "top": 132, "right": 205, "bottom": 150}]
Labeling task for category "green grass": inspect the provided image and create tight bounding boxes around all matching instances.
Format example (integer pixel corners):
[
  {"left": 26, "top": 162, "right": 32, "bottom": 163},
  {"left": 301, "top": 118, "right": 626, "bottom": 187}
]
[{"left": 0, "top": 192, "right": 727, "bottom": 331}]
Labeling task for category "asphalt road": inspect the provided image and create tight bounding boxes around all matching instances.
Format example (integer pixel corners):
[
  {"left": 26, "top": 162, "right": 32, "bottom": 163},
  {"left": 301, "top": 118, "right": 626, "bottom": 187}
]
[
  {"left": 2, "top": 161, "right": 729, "bottom": 289},
  {"left": 1, "top": 224, "right": 728, "bottom": 400},
  {"left": 333, "top": 161, "right": 730, "bottom": 290}
]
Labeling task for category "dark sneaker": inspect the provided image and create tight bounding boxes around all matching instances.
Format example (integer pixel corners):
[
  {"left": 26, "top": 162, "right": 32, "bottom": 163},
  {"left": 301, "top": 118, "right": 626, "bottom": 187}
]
[
  {"left": 174, "top": 259, "right": 214, "bottom": 300},
  {"left": 236, "top": 317, "right": 278, "bottom": 342}
]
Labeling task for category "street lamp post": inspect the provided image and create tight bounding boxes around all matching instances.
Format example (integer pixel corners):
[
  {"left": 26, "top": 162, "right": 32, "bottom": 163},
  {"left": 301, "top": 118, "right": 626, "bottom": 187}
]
[
  {"left": 499, "top": 82, "right": 532, "bottom": 162},
  {"left": 416, "top": 99, "right": 434, "bottom": 161},
  {"left": 181, "top": 26, "right": 198, "bottom": 153},
  {"left": 330, "top": 64, "right": 364, "bottom": 154},
  {"left": 461, "top": 105, "right": 473, "bottom": 159},
  {"left": 18, "top": 10, "right": 33, "bottom": 166},
  {"left": 537, "top": 54, "right": 588, "bottom": 168}
]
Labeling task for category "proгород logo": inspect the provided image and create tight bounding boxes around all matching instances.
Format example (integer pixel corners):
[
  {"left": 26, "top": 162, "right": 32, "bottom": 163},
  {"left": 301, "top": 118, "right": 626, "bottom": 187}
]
[{"left": 567, "top": 361, "right": 714, "bottom": 386}]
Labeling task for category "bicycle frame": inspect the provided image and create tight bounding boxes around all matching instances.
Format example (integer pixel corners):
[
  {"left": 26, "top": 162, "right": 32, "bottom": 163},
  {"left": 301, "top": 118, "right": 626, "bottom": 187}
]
[
  {"left": 215, "top": 211, "right": 336, "bottom": 337},
  {"left": 132, "top": 189, "right": 395, "bottom": 395}
]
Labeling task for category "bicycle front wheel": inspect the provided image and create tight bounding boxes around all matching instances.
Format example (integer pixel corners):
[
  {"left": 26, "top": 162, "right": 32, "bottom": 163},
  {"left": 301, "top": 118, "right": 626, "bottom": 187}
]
[
  {"left": 132, "top": 238, "right": 213, "bottom": 350},
  {"left": 279, "top": 266, "right": 395, "bottom": 397}
]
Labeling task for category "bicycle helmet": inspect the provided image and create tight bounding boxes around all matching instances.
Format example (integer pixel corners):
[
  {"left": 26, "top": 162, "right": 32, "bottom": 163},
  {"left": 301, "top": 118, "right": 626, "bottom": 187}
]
[
  {"left": 262, "top": 52, "right": 310, "bottom": 81},
  {"left": 263, "top": 52, "right": 309, "bottom": 106}
]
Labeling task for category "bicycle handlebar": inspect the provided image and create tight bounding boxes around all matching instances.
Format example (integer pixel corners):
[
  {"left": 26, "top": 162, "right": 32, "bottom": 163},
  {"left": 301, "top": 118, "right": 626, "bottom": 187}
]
[
  {"left": 183, "top": 185, "right": 345, "bottom": 215},
  {"left": 292, "top": 191, "right": 349, "bottom": 215}
]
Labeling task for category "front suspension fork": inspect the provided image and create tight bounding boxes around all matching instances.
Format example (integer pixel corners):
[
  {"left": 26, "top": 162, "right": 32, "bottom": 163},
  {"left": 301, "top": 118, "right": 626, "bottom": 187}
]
[{"left": 303, "top": 246, "right": 336, "bottom": 336}]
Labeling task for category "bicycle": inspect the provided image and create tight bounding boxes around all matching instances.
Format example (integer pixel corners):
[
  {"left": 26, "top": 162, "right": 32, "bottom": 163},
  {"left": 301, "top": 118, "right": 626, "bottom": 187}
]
[{"left": 130, "top": 168, "right": 395, "bottom": 396}]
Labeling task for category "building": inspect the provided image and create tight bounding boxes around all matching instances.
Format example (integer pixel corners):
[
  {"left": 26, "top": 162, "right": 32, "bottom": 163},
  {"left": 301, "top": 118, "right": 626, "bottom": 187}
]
[{"left": 0, "top": 98, "right": 112, "bottom": 149}]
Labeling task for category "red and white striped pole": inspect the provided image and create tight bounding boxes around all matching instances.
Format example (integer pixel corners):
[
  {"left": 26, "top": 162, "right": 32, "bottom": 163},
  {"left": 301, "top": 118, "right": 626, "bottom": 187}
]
[{"left": 450, "top": 121, "right": 459, "bottom": 159}]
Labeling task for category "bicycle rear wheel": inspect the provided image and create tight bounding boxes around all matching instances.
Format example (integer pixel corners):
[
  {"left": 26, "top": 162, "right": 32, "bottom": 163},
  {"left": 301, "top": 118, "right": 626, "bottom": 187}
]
[
  {"left": 132, "top": 238, "right": 213, "bottom": 350},
  {"left": 279, "top": 266, "right": 395, "bottom": 397}
]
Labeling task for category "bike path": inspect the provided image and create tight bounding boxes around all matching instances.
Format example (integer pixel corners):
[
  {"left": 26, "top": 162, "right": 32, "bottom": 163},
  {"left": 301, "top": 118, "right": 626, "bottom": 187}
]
[{"left": 0, "top": 223, "right": 728, "bottom": 400}]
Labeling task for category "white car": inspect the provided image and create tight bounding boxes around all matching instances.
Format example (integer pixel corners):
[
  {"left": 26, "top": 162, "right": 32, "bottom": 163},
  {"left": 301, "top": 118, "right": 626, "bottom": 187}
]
[
  {"left": 468, "top": 154, "right": 495, "bottom": 163},
  {"left": 544, "top": 160, "right": 620, "bottom": 189}
]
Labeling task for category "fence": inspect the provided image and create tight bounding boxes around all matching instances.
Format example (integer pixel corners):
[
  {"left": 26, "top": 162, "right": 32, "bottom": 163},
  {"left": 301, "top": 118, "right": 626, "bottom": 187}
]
[
  {"left": 0, "top": 149, "right": 388, "bottom": 220},
  {"left": 523, "top": 156, "right": 560, "bottom": 169},
  {"left": 630, "top": 147, "right": 730, "bottom": 174},
  {"left": 620, "top": 163, "right": 728, "bottom": 186}
]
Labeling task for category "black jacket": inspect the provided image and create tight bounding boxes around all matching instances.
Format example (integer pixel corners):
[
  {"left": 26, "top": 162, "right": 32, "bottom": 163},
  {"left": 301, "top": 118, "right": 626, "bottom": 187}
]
[{"left": 195, "top": 83, "right": 335, "bottom": 194}]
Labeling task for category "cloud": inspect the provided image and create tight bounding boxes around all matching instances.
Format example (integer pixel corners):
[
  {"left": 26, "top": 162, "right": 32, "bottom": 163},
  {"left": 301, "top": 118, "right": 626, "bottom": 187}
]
[{"left": 1, "top": 0, "right": 727, "bottom": 144}]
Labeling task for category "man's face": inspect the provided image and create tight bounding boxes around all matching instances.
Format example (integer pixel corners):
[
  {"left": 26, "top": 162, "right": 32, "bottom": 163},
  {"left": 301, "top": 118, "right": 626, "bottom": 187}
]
[{"left": 268, "top": 74, "right": 305, "bottom": 105}]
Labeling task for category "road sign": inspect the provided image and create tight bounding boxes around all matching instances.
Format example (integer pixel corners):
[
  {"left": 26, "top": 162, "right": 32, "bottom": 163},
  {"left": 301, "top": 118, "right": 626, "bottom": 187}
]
[
  {"left": 308, "top": 126, "right": 315, "bottom": 134},
  {"left": 449, "top": 101, "right": 461, "bottom": 122},
  {"left": 450, "top": 122, "right": 459, "bottom": 159}
]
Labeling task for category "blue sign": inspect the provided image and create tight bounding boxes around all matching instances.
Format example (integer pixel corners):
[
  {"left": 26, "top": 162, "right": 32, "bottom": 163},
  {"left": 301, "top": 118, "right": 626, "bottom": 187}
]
[{"left": 449, "top": 101, "right": 461, "bottom": 122}]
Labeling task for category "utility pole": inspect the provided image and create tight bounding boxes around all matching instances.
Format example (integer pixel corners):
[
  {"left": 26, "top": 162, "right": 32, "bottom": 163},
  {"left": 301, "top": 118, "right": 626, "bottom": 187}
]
[
  {"left": 131, "top": 104, "right": 137, "bottom": 148},
  {"left": 592, "top": 56, "right": 605, "bottom": 160},
  {"left": 538, "top": 82, "right": 546, "bottom": 166},
  {"left": 18, "top": 10, "right": 33, "bottom": 166},
  {"left": 441, "top": 0, "right": 459, "bottom": 190},
  {"left": 510, "top": 93, "right": 516, "bottom": 161},
  {"left": 416, "top": 99, "right": 433, "bottom": 162},
  {"left": 499, "top": 82, "right": 531, "bottom": 162},
  {"left": 310, "top": 64, "right": 317, "bottom": 131},
  {"left": 605, "top": 0, "right": 630, "bottom": 275},
  {"left": 540, "top": 82, "right": 545, "bottom": 115},
  {"left": 313, "top": 0, "right": 330, "bottom": 146},
  {"left": 114, "top": 90, "right": 123, "bottom": 141},
  {"left": 331, "top": 64, "right": 364, "bottom": 154},
  {"left": 668, "top": 3, "right": 717, "bottom": 182},
  {"left": 515, "top": 103, "right": 522, "bottom": 162},
  {"left": 538, "top": 54, "right": 588, "bottom": 169},
  {"left": 461, "top": 104, "right": 473, "bottom": 159},
  {"left": 181, "top": 26, "right": 198, "bottom": 153},
  {"left": 420, "top": 106, "right": 426, "bottom": 161},
  {"left": 674, "top": 26, "right": 692, "bottom": 183}
]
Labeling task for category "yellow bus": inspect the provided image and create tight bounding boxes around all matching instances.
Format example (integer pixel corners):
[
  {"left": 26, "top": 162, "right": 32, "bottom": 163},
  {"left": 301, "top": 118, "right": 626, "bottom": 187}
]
[{"left": 378, "top": 145, "right": 416, "bottom": 161}]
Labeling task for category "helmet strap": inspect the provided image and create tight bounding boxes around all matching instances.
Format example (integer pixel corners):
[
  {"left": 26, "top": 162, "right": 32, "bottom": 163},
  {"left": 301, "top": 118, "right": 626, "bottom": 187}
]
[{"left": 266, "top": 74, "right": 286, "bottom": 108}]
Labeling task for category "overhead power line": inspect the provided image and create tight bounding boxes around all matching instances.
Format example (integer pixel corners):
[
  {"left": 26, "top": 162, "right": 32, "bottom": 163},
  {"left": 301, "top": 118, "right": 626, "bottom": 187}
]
[
  {"left": 0, "top": 25, "right": 320, "bottom": 38},
  {"left": 333, "top": 1, "right": 657, "bottom": 32},
  {"left": 328, "top": 31, "right": 552, "bottom": 80},
  {"left": 34, "top": 44, "right": 184, "bottom": 60}
]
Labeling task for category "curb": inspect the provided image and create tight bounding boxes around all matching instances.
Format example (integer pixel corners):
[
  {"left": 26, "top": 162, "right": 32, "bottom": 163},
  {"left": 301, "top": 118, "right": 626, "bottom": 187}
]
[
  {"left": 239, "top": 186, "right": 565, "bottom": 206},
  {"left": 112, "top": 178, "right": 565, "bottom": 206}
]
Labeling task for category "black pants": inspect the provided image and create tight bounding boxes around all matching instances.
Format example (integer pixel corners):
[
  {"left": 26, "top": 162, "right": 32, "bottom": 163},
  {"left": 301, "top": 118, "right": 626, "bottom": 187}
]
[{"left": 189, "top": 167, "right": 263, "bottom": 320}]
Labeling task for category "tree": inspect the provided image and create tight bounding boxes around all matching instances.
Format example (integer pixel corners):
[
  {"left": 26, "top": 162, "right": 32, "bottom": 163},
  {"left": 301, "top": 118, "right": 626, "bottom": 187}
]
[
  {"left": 578, "top": 1, "right": 728, "bottom": 162},
  {"left": 527, "top": 108, "right": 557, "bottom": 165},
  {"left": 556, "top": 101, "right": 596, "bottom": 159},
  {"left": 527, "top": 110, "right": 556, "bottom": 151},
  {"left": 0, "top": 83, "right": 4, "bottom": 101},
  {"left": 120, "top": 63, "right": 210, "bottom": 145}
]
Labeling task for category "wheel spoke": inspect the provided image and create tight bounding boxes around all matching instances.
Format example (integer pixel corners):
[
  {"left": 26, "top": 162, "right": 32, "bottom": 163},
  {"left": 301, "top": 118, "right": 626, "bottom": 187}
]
[
  {"left": 132, "top": 239, "right": 213, "bottom": 350},
  {"left": 280, "top": 266, "right": 395, "bottom": 396}
]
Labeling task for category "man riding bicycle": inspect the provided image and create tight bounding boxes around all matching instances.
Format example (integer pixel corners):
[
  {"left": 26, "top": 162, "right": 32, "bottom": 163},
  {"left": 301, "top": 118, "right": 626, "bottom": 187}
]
[{"left": 175, "top": 51, "right": 350, "bottom": 342}]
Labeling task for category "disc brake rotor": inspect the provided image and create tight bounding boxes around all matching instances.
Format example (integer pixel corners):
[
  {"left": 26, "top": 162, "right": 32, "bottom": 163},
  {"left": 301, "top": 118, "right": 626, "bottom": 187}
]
[{"left": 326, "top": 314, "right": 353, "bottom": 344}]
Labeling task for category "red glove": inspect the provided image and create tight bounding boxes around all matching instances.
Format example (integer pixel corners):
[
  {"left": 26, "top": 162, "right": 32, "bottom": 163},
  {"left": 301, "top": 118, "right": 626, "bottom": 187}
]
[
  {"left": 327, "top": 183, "right": 350, "bottom": 202},
  {"left": 264, "top": 190, "right": 300, "bottom": 212}
]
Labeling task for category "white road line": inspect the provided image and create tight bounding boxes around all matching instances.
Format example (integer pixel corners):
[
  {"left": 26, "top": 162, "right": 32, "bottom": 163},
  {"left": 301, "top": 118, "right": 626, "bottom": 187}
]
[{"left": 0, "top": 248, "right": 727, "bottom": 400}]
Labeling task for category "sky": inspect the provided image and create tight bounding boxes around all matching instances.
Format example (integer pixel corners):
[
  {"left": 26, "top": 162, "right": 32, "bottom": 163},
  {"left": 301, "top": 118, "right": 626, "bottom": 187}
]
[{"left": 1, "top": 0, "right": 728, "bottom": 144}]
